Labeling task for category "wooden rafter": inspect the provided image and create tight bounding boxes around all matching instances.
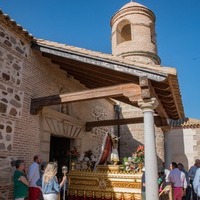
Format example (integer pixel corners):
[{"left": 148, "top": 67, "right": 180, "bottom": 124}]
[
  {"left": 32, "top": 43, "right": 167, "bottom": 82},
  {"left": 52, "top": 59, "right": 137, "bottom": 84},
  {"left": 149, "top": 83, "right": 169, "bottom": 119},
  {"left": 30, "top": 83, "right": 141, "bottom": 114},
  {"left": 85, "top": 116, "right": 164, "bottom": 132}
]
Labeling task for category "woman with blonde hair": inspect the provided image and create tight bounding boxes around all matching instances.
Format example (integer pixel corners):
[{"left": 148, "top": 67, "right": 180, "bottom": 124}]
[{"left": 42, "top": 162, "right": 66, "bottom": 200}]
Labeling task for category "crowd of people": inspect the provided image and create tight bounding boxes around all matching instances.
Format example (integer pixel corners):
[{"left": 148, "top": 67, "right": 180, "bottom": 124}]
[
  {"left": 13, "top": 155, "right": 200, "bottom": 200},
  {"left": 142, "top": 159, "right": 200, "bottom": 200},
  {"left": 13, "top": 155, "right": 67, "bottom": 200}
]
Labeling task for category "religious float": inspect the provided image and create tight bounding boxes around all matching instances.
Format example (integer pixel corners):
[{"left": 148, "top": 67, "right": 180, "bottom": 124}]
[
  {"left": 67, "top": 166, "right": 142, "bottom": 200},
  {"left": 67, "top": 133, "right": 144, "bottom": 200}
]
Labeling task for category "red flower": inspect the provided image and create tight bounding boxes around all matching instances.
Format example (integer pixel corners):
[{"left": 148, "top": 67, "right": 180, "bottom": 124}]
[
  {"left": 66, "top": 147, "right": 80, "bottom": 161},
  {"left": 136, "top": 145, "right": 144, "bottom": 152},
  {"left": 134, "top": 145, "right": 144, "bottom": 164}
]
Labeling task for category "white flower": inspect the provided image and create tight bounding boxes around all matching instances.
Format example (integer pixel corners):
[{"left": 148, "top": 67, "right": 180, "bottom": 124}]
[
  {"left": 84, "top": 157, "right": 90, "bottom": 162},
  {"left": 78, "top": 153, "right": 84, "bottom": 161},
  {"left": 128, "top": 157, "right": 132, "bottom": 162},
  {"left": 126, "top": 166, "right": 130, "bottom": 171},
  {"left": 91, "top": 155, "right": 97, "bottom": 162},
  {"left": 125, "top": 162, "right": 129, "bottom": 166}
]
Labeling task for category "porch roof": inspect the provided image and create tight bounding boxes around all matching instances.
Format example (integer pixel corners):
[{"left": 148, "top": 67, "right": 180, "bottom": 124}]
[{"left": 32, "top": 39, "right": 184, "bottom": 120}]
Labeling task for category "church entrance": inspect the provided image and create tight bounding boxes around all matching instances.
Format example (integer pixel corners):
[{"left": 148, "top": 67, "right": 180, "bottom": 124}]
[{"left": 49, "top": 135, "right": 71, "bottom": 179}]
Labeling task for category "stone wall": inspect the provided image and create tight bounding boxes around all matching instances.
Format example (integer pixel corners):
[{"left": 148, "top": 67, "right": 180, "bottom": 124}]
[
  {"left": 0, "top": 25, "right": 29, "bottom": 57},
  {"left": 0, "top": 21, "right": 30, "bottom": 199},
  {"left": 81, "top": 103, "right": 114, "bottom": 157},
  {"left": 0, "top": 21, "right": 114, "bottom": 200},
  {"left": 64, "top": 101, "right": 115, "bottom": 158},
  {"left": 117, "top": 102, "right": 164, "bottom": 168},
  {"left": 0, "top": 23, "right": 27, "bottom": 154},
  {"left": 0, "top": 117, "right": 15, "bottom": 151}
]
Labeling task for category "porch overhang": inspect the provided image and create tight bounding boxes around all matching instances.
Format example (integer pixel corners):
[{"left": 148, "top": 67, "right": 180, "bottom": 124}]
[{"left": 31, "top": 39, "right": 185, "bottom": 120}]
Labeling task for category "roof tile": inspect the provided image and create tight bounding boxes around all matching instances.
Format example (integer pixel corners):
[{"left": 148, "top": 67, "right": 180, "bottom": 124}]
[
  {"left": 0, "top": 9, "right": 33, "bottom": 40},
  {"left": 36, "top": 38, "right": 177, "bottom": 76}
]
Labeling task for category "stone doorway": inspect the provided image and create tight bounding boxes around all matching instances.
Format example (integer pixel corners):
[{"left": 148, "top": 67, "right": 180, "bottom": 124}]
[{"left": 49, "top": 135, "right": 71, "bottom": 179}]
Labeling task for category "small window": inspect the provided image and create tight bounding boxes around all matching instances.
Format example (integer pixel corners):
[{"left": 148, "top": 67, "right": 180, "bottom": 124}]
[
  {"left": 116, "top": 20, "right": 132, "bottom": 45},
  {"left": 121, "top": 24, "right": 131, "bottom": 42}
]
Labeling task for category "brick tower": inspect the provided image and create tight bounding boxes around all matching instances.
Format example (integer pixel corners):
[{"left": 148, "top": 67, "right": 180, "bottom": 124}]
[{"left": 110, "top": 2, "right": 161, "bottom": 65}]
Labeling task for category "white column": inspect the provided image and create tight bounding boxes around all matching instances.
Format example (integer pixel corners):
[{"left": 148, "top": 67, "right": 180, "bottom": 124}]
[
  {"left": 138, "top": 98, "right": 159, "bottom": 200},
  {"left": 164, "top": 131, "right": 172, "bottom": 169}
]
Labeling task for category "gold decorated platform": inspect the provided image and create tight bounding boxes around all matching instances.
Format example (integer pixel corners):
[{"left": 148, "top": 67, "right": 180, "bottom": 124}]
[{"left": 67, "top": 165, "right": 142, "bottom": 200}]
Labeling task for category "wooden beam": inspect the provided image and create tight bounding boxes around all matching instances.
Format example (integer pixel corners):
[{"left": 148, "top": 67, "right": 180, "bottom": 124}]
[
  {"left": 151, "top": 81, "right": 170, "bottom": 91},
  {"left": 30, "top": 83, "right": 141, "bottom": 114},
  {"left": 85, "top": 116, "right": 163, "bottom": 132},
  {"left": 139, "top": 76, "right": 151, "bottom": 99},
  {"left": 59, "top": 66, "right": 125, "bottom": 86},
  {"left": 149, "top": 82, "right": 169, "bottom": 119},
  {"left": 139, "top": 76, "right": 169, "bottom": 123},
  {"left": 32, "top": 43, "right": 167, "bottom": 82},
  {"left": 53, "top": 60, "right": 135, "bottom": 84},
  {"left": 113, "top": 97, "right": 139, "bottom": 107}
]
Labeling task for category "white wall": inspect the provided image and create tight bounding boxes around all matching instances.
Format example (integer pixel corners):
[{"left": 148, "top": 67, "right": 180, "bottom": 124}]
[{"left": 164, "top": 128, "right": 198, "bottom": 170}]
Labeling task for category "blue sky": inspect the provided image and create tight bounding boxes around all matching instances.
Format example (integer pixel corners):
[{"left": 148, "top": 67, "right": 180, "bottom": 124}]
[{"left": 0, "top": 0, "right": 200, "bottom": 119}]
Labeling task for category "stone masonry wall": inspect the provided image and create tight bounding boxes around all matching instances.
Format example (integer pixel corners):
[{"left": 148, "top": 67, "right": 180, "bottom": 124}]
[
  {"left": 0, "top": 22, "right": 114, "bottom": 200},
  {"left": 69, "top": 102, "right": 114, "bottom": 157},
  {"left": 0, "top": 24, "right": 27, "bottom": 152},
  {"left": 0, "top": 22, "right": 29, "bottom": 199},
  {"left": 118, "top": 101, "right": 164, "bottom": 168}
]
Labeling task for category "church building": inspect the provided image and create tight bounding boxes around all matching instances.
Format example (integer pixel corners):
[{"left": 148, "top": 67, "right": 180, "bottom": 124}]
[{"left": 0, "top": 2, "right": 200, "bottom": 200}]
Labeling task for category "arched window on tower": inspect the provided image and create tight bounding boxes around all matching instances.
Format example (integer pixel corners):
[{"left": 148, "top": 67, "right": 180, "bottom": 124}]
[{"left": 116, "top": 20, "right": 132, "bottom": 45}]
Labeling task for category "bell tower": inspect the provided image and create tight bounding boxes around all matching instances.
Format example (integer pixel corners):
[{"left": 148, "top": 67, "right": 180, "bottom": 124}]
[{"left": 110, "top": 2, "right": 161, "bottom": 65}]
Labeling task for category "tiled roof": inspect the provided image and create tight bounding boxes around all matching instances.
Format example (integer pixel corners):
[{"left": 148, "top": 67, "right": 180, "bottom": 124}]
[
  {"left": 36, "top": 39, "right": 177, "bottom": 76},
  {"left": 181, "top": 118, "right": 200, "bottom": 129},
  {"left": 0, "top": 9, "right": 34, "bottom": 40}
]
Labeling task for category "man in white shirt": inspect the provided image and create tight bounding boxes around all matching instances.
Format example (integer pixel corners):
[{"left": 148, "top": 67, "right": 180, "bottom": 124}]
[
  {"left": 28, "top": 155, "right": 41, "bottom": 200},
  {"left": 167, "top": 162, "right": 187, "bottom": 200}
]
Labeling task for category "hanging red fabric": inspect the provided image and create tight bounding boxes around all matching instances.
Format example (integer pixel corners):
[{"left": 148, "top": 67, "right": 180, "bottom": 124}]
[{"left": 96, "top": 133, "right": 112, "bottom": 165}]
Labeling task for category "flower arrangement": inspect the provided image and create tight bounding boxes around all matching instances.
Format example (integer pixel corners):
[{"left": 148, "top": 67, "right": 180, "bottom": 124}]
[
  {"left": 123, "top": 157, "right": 136, "bottom": 172},
  {"left": 66, "top": 147, "right": 80, "bottom": 162},
  {"left": 123, "top": 145, "right": 144, "bottom": 172},
  {"left": 133, "top": 145, "right": 144, "bottom": 164},
  {"left": 79, "top": 149, "right": 97, "bottom": 170}
]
